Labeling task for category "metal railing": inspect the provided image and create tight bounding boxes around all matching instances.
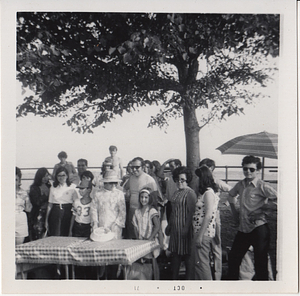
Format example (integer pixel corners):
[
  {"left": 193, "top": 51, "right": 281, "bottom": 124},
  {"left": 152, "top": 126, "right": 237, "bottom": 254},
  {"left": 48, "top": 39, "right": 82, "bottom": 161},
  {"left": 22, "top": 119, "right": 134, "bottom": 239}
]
[
  {"left": 20, "top": 165, "right": 278, "bottom": 184},
  {"left": 216, "top": 165, "right": 278, "bottom": 184}
]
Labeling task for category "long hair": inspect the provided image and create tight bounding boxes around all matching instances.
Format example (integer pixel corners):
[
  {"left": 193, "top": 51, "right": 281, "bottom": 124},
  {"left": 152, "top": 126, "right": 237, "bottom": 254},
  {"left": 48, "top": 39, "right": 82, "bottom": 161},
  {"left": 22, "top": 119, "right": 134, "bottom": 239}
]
[
  {"left": 53, "top": 166, "right": 71, "bottom": 187},
  {"left": 195, "top": 165, "right": 218, "bottom": 195},
  {"left": 31, "top": 167, "right": 50, "bottom": 187},
  {"left": 151, "top": 160, "right": 161, "bottom": 175}
]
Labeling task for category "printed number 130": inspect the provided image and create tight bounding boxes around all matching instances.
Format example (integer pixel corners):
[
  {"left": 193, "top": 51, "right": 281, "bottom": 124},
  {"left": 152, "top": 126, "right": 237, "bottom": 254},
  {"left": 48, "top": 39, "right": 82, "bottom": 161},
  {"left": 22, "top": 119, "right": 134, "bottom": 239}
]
[{"left": 174, "top": 286, "right": 185, "bottom": 291}]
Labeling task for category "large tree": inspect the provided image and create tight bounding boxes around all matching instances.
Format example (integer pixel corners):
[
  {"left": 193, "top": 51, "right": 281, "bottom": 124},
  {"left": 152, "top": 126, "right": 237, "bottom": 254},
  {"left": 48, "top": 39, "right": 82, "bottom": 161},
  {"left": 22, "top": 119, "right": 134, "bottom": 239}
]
[{"left": 17, "top": 13, "right": 279, "bottom": 188}]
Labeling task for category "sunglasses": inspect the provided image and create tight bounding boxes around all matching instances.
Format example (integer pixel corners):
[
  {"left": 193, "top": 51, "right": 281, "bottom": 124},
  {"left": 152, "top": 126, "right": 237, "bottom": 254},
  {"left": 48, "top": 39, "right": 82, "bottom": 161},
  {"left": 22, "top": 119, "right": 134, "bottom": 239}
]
[
  {"left": 131, "top": 166, "right": 141, "bottom": 170},
  {"left": 175, "top": 178, "right": 187, "bottom": 183},
  {"left": 243, "top": 167, "right": 256, "bottom": 173}
]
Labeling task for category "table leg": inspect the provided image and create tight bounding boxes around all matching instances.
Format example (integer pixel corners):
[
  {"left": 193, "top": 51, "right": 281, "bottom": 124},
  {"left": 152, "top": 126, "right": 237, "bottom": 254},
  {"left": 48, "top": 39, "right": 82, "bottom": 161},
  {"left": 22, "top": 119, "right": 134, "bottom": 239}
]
[
  {"left": 65, "top": 265, "right": 69, "bottom": 279},
  {"left": 123, "top": 266, "right": 127, "bottom": 280},
  {"left": 71, "top": 265, "right": 75, "bottom": 279}
]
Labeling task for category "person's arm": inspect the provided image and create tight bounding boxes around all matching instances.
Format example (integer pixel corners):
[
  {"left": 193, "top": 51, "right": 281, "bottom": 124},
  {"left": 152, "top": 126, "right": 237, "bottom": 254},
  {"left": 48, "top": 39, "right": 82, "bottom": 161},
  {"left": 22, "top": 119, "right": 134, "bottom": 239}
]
[
  {"left": 157, "top": 158, "right": 175, "bottom": 179},
  {"left": 215, "top": 178, "right": 232, "bottom": 192},
  {"left": 132, "top": 211, "right": 139, "bottom": 239},
  {"left": 69, "top": 162, "right": 77, "bottom": 174},
  {"left": 182, "top": 191, "right": 196, "bottom": 237},
  {"left": 195, "top": 191, "right": 214, "bottom": 248},
  {"left": 118, "top": 158, "right": 124, "bottom": 179},
  {"left": 114, "top": 192, "right": 126, "bottom": 229},
  {"left": 228, "top": 184, "right": 240, "bottom": 225},
  {"left": 148, "top": 214, "right": 160, "bottom": 241},
  {"left": 29, "top": 186, "right": 42, "bottom": 207},
  {"left": 24, "top": 192, "right": 33, "bottom": 213},
  {"left": 69, "top": 215, "right": 75, "bottom": 236},
  {"left": 90, "top": 198, "right": 99, "bottom": 231},
  {"left": 52, "top": 164, "right": 58, "bottom": 180},
  {"left": 249, "top": 183, "right": 278, "bottom": 221},
  {"left": 45, "top": 202, "right": 53, "bottom": 231}
]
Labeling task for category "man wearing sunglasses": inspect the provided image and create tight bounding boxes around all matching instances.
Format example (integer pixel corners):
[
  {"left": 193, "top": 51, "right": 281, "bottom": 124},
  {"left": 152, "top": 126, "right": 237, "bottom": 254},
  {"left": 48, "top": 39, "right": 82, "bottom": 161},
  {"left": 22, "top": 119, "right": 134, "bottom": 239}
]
[
  {"left": 227, "top": 155, "right": 277, "bottom": 280},
  {"left": 123, "top": 157, "right": 158, "bottom": 239}
]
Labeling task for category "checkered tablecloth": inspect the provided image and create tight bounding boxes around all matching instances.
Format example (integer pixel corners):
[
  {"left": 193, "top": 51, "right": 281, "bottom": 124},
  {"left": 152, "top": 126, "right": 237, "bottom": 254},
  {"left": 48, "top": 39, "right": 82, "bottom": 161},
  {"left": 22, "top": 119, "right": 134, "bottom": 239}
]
[{"left": 16, "top": 237, "right": 159, "bottom": 266}]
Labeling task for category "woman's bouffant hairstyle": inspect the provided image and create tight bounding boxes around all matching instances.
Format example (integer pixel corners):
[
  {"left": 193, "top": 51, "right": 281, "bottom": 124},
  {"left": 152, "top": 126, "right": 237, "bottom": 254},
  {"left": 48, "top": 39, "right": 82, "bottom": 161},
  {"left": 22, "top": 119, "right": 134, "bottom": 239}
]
[
  {"left": 58, "top": 151, "right": 68, "bottom": 159},
  {"left": 53, "top": 166, "right": 71, "bottom": 187},
  {"left": 31, "top": 167, "right": 50, "bottom": 187},
  {"left": 195, "top": 165, "right": 218, "bottom": 195},
  {"left": 242, "top": 155, "right": 262, "bottom": 170},
  {"left": 172, "top": 166, "right": 193, "bottom": 184}
]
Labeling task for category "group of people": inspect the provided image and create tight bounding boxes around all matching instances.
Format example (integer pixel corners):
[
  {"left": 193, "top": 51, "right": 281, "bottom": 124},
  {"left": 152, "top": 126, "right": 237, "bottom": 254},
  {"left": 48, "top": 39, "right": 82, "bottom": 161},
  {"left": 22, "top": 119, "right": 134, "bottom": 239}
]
[{"left": 15, "top": 145, "right": 277, "bottom": 281}]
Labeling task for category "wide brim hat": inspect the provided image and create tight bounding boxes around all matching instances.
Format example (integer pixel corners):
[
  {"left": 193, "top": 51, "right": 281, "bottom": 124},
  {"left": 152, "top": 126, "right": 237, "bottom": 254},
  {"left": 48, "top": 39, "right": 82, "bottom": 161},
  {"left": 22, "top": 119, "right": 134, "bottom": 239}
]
[
  {"left": 101, "top": 170, "right": 122, "bottom": 183},
  {"left": 90, "top": 227, "right": 115, "bottom": 242}
]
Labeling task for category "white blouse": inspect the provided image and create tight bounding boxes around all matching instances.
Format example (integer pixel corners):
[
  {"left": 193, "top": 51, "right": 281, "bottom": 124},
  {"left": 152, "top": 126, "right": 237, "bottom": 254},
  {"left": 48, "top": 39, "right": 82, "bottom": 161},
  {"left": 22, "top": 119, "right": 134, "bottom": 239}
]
[{"left": 49, "top": 183, "right": 78, "bottom": 204}]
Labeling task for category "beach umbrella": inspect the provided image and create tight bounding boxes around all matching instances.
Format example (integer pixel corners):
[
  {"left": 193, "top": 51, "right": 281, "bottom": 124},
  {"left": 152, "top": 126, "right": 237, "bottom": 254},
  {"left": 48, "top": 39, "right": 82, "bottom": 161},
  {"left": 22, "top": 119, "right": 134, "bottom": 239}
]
[{"left": 216, "top": 131, "right": 278, "bottom": 179}]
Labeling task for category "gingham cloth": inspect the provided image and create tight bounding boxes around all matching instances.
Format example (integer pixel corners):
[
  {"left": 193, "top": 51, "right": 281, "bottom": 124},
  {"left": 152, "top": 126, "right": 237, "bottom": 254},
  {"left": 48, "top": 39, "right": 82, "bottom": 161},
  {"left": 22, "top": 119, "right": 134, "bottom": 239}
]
[{"left": 16, "top": 237, "right": 159, "bottom": 266}]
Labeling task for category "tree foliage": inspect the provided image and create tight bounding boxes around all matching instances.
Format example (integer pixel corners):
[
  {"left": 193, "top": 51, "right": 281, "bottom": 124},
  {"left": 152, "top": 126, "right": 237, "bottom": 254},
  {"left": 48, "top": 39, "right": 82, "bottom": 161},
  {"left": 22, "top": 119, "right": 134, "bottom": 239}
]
[{"left": 17, "top": 13, "right": 279, "bottom": 134}]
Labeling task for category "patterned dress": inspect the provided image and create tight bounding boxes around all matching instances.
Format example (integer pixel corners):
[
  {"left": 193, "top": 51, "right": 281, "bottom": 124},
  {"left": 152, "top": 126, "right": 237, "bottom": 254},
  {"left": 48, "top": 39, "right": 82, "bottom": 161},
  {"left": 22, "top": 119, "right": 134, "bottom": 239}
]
[
  {"left": 91, "top": 187, "right": 126, "bottom": 239},
  {"left": 168, "top": 187, "right": 197, "bottom": 255},
  {"left": 29, "top": 184, "right": 50, "bottom": 240},
  {"left": 193, "top": 188, "right": 220, "bottom": 238}
]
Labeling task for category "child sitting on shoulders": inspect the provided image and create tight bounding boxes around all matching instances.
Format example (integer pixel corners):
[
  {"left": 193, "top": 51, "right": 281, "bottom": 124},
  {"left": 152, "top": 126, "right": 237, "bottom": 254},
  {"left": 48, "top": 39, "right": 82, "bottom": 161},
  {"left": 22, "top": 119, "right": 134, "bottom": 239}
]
[{"left": 69, "top": 179, "right": 92, "bottom": 238}]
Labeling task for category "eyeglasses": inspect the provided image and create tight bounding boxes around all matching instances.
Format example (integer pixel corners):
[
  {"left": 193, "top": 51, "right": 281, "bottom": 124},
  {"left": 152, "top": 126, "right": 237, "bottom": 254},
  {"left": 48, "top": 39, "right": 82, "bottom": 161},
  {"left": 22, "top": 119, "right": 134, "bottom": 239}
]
[
  {"left": 57, "top": 174, "right": 67, "bottom": 177},
  {"left": 131, "top": 166, "right": 141, "bottom": 170},
  {"left": 243, "top": 167, "right": 256, "bottom": 173},
  {"left": 175, "top": 178, "right": 187, "bottom": 183}
]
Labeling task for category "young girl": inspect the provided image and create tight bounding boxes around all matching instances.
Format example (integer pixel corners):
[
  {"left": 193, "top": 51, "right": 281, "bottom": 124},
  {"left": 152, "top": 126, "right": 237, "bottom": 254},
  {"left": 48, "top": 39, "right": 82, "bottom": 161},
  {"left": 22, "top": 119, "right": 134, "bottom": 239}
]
[
  {"left": 131, "top": 188, "right": 161, "bottom": 280},
  {"left": 193, "top": 165, "right": 220, "bottom": 280}
]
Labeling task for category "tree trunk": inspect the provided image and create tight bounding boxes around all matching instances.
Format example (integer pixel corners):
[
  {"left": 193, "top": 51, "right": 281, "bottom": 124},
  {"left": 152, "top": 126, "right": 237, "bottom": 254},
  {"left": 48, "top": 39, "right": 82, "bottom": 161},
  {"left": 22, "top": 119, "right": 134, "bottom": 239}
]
[{"left": 183, "top": 105, "right": 200, "bottom": 191}]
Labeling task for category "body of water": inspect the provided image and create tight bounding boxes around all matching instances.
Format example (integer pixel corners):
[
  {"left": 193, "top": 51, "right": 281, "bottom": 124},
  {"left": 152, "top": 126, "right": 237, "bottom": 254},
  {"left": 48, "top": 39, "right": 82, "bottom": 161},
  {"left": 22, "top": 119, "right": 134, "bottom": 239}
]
[{"left": 19, "top": 166, "right": 278, "bottom": 192}]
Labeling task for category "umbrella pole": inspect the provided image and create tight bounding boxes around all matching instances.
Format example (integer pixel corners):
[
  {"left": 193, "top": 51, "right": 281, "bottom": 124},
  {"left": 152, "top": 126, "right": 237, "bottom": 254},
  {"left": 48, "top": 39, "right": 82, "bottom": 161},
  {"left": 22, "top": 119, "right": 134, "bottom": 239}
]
[{"left": 261, "top": 157, "right": 265, "bottom": 180}]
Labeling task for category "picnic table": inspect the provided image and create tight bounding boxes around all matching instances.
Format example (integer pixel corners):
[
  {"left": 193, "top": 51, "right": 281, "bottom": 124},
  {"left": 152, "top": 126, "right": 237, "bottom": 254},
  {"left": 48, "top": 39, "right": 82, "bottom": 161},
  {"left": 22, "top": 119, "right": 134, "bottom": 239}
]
[{"left": 15, "top": 236, "right": 159, "bottom": 279}]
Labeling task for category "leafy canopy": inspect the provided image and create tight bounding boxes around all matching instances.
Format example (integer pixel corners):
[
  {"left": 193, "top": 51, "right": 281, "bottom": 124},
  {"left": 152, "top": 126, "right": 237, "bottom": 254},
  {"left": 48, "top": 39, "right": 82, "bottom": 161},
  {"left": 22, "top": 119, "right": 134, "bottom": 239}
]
[{"left": 17, "top": 13, "right": 279, "bottom": 133}]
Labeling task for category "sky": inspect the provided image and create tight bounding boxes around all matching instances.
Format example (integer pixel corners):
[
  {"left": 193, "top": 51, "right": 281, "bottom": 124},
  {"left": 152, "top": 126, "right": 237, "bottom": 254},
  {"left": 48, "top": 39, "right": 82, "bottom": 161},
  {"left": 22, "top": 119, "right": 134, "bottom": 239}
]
[{"left": 16, "top": 72, "right": 279, "bottom": 170}]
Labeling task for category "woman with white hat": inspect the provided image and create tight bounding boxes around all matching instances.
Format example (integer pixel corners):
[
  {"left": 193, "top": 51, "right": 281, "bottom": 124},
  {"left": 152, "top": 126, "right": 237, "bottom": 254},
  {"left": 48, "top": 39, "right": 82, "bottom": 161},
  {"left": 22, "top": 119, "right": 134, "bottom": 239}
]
[{"left": 90, "top": 170, "right": 126, "bottom": 240}]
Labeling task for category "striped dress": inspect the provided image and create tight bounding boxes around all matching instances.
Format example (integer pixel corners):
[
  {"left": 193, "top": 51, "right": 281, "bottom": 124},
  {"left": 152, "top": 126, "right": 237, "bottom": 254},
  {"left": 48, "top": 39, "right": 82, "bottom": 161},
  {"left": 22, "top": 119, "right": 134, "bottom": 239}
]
[{"left": 168, "top": 187, "right": 197, "bottom": 255}]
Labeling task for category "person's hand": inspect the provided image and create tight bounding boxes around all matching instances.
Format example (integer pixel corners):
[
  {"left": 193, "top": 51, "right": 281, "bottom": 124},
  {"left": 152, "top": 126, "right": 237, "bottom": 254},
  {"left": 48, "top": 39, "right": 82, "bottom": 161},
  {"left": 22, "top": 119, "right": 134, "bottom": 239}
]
[
  {"left": 45, "top": 220, "right": 49, "bottom": 231},
  {"left": 195, "top": 234, "right": 203, "bottom": 248},
  {"left": 166, "top": 158, "right": 175, "bottom": 164},
  {"left": 213, "top": 234, "right": 220, "bottom": 245}
]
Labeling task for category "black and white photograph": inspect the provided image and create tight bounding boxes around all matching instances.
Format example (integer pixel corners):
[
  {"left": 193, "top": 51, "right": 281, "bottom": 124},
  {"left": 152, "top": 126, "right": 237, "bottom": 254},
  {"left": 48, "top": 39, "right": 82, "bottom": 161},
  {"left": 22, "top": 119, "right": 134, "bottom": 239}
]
[{"left": 1, "top": 0, "right": 298, "bottom": 294}]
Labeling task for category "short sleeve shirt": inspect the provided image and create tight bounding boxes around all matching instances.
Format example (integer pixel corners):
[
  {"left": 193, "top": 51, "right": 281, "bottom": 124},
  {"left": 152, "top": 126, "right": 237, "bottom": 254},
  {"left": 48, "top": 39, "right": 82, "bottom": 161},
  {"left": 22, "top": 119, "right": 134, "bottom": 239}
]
[{"left": 49, "top": 183, "right": 78, "bottom": 204}]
